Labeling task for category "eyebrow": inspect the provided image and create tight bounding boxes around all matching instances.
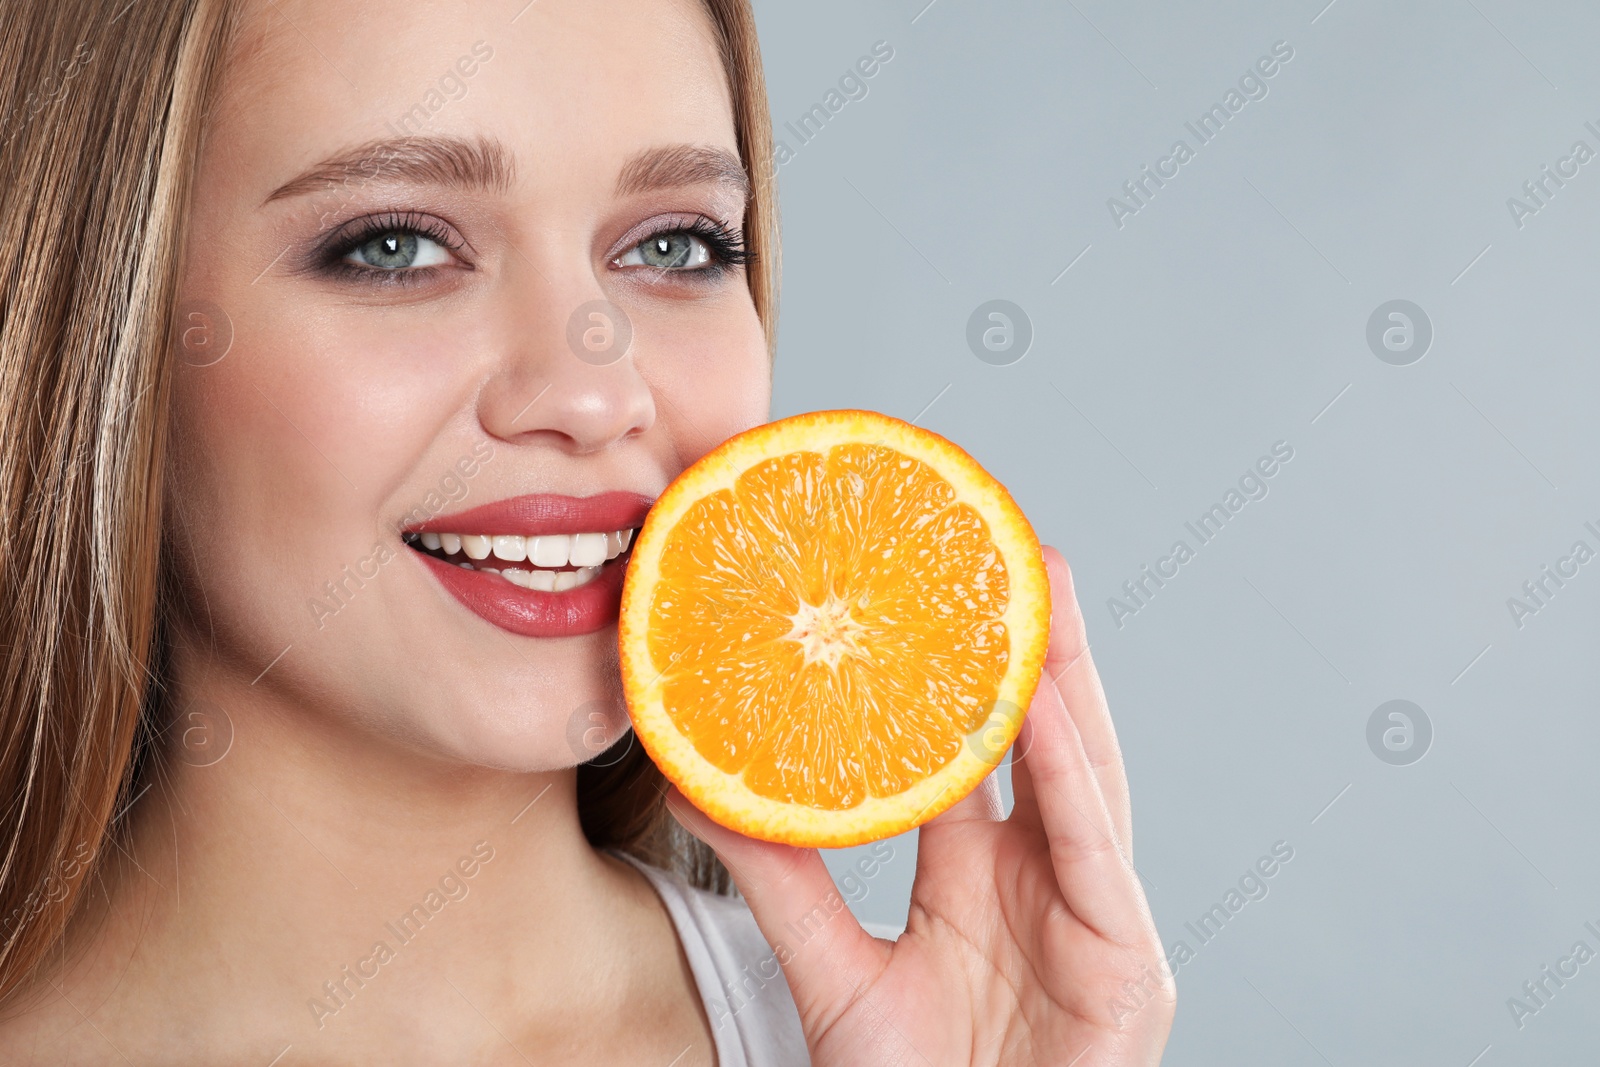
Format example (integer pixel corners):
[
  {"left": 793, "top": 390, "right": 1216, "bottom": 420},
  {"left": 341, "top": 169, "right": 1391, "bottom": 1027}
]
[
  {"left": 614, "top": 144, "right": 750, "bottom": 201},
  {"left": 262, "top": 134, "right": 516, "bottom": 205},
  {"left": 261, "top": 136, "right": 750, "bottom": 209}
]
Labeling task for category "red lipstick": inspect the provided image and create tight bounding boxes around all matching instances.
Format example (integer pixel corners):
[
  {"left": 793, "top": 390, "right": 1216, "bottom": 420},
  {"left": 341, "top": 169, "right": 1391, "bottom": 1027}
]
[
  {"left": 405, "top": 491, "right": 652, "bottom": 537},
  {"left": 406, "top": 492, "right": 652, "bottom": 638}
]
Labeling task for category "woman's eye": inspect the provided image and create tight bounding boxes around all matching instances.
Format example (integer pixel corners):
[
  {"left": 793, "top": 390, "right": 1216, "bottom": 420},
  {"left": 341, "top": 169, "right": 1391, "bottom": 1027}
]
[
  {"left": 616, "top": 231, "right": 712, "bottom": 271},
  {"left": 345, "top": 230, "right": 453, "bottom": 271}
]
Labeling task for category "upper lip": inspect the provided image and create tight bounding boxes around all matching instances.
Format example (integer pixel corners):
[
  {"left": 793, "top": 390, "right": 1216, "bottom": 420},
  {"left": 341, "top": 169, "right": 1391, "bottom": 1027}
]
[{"left": 404, "top": 491, "right": 654, "bottom": 537}]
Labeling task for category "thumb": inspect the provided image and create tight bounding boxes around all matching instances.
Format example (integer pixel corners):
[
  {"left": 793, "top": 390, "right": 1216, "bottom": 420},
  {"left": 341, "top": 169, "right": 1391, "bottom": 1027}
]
[{"left": 662, "top": 787, "right": 889, "bottom": 1022}]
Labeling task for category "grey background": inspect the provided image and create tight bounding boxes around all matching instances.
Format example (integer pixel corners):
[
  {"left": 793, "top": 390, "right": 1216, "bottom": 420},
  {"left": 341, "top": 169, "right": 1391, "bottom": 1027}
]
[{"left": 763, "top": 1, "right": 1600, "bottom": 1062}]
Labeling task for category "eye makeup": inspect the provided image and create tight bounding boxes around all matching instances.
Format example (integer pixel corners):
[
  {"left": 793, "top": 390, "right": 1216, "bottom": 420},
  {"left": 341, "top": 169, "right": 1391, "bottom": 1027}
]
[
  {"left": 297, "top": 208, "right": 472, "bottom": 289},
  {"left": 611, "top": 214, "right": 750, "bottom": 277},
  {"left": 287, "top": 205, "right": 751, "bottom": 291}
]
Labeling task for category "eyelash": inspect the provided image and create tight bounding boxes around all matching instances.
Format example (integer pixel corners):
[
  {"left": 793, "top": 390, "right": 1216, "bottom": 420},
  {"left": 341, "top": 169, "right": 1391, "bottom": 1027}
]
[
  {"left": 311, "top": 212, "right": 752, "bottom": 288},
  {"left": 618, "top": 217, "right": 753, "bottom": 278},
  {"left": 316, "top": 210, "right": 465, "bottom": 288}
]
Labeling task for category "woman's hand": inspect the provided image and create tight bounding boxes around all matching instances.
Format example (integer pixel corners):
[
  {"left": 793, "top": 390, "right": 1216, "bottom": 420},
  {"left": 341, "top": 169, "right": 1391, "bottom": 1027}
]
[{"left": 666, "top": 546, "right": 1175, "bottom": 1065}]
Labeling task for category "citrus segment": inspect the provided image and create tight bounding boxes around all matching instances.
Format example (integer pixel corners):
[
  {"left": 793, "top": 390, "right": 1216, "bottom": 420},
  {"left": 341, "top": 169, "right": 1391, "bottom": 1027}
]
[{"left": 619, "top": 410, "right": 1050, "bottom": 847}]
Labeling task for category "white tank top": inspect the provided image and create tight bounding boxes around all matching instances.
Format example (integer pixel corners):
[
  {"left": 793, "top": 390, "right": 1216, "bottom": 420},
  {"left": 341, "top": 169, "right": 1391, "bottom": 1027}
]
[{"left": 613, "top": 851, "right": 811, "bottom": 1066}]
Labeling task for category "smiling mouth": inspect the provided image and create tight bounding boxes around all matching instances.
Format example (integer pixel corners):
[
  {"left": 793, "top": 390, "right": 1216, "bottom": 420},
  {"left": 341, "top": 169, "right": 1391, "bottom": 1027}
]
[{"left": 402, "top": 528, "right": 636, "bottom": 592}]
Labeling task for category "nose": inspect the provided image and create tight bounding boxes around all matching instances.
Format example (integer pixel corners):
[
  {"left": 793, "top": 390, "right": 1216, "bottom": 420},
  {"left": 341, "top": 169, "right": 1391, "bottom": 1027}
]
[{"left": 478, "top": 291, "right": 656, "bottom": 453}]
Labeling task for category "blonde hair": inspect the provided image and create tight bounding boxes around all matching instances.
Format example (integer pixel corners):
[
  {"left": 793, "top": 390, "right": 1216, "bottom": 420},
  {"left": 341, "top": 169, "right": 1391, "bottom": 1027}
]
[{"left": 0, "top": 0, "right": 779, "bottom": 1006}]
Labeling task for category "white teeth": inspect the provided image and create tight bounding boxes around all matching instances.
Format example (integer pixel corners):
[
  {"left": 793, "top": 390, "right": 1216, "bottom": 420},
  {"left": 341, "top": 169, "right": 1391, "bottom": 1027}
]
[
  {"left": 449, "top": 561, "right": 605, "bottom": 591},
  {"left": 530, "top": 534, "right": 570, "bottom": 568},
  {"left": 558, "top": 565, "right": 601, "bottom": 591},
  {"left": 492, "top": 535, "right": 527, "bottom": 562},
  {"left": 420, "top": 528, "right": 636, "bottom": 567},
  {"left": 500, "top": 568, "right": 535, "bottom": 589},
  {"left": 569, "top": 532, "right": 607, "bottom": 567}
]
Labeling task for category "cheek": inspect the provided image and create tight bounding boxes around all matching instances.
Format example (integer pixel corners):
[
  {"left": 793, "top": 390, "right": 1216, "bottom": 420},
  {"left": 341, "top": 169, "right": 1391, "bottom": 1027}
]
[
  {"left": 165, "top": 297, "right": 480, "bottom": 634},
  {"left": 643, "top": 294, "right": 770, "bottom": 458}
]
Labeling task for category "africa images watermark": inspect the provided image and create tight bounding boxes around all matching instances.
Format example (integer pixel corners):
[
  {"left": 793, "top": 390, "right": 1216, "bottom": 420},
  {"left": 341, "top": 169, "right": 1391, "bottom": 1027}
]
[
  {"left": 1504, "top": 518, "right": 1599, "bottom": 630},
  {"left": 0, "top": 841, "right": 98, "bottom": 942},
  {"left": 1505, "top": 918, "right": 1600, "bottom": 1031},
  {"left": 1111, "top": 840, "right": 1296, "bottom": 1027},
  {"left": 1505, "top": 120, "right": 1600, "bottom": 230},
  {"left": 706, "top": 841, "right": 896, "bottom": 1031},
  {"left": 307, "top": 841, "right": 496, "bottom": 1029},
  {"left": 0, "top": 39, "right": 94, "bottom": 149},
  {"left": 307, "top": 441, "right": 495, "bottom": 630},
  {"left": 1165, "top": 843, "right": 1294, "bottom": 974},
  {"left": 297, "top": 40, "right": 497, "bottom": 237},
  {"left": 760, "top": 40, "right": 895, "bottom": 178},
  {"left": 1366, "top": 699, "right": 1431, "bottom": 767},
  {"left": 1107, "top": 441, "right": 1296, "bottom": 629},
  {"left": 383, "top": 40, "right": 495, "bottom": 139},
  {"left": 1106, "top": 40, "right": 1296, "bottom": 229}
]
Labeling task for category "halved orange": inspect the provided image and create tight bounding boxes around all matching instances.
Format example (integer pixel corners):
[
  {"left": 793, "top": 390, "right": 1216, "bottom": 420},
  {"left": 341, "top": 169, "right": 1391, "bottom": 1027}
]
[{"left": 618, "top": 410, "right": 1050, "bottom": 848}]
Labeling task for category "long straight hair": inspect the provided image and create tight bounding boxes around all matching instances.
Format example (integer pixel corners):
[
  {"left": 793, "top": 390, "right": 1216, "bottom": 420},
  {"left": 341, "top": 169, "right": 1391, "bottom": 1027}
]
[{"left": 0, "top": 0, "right": 779, "bottom": 1007}]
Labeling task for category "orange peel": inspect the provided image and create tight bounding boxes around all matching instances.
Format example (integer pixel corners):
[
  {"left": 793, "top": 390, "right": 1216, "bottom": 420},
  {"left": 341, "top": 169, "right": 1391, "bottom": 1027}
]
[{"left": 618, "top": 410, "right": 1050, "bottom": 848}]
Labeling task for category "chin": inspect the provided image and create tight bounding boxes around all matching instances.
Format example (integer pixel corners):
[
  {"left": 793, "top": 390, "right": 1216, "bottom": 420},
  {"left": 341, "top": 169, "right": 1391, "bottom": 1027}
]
[{"left": 392, "top": 628, "right": 632, "bottom": 774}]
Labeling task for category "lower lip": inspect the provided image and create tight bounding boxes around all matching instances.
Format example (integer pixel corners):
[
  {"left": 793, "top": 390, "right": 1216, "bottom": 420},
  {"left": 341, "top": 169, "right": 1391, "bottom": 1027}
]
[{"left": 414, "top": 550, "right": 627, "bottom": 638}]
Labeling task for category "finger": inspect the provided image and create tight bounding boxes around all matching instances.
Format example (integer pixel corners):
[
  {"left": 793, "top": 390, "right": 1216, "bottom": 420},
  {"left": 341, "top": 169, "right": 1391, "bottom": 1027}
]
[
  {"left": 925, "top": 769, "right": 1004, "bottom": 827},
  {"left": 913, "top": 771, "right": 1002, "bottom": 882},
  {"left": 1008, "top": 664, "right": 1154, "bottom": 948},
  {"left": 662, "top": 787, "right": 890, "bottom": 1025},
  {"left": 1039, "top": 545, "right": 1133, "bottom": 850}
]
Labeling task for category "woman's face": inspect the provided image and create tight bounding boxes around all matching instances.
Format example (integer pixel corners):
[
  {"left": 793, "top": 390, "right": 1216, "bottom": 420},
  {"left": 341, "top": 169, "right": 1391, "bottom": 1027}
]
[{"left": 168, "top": 0, "right": 769, "bottom": 769}]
